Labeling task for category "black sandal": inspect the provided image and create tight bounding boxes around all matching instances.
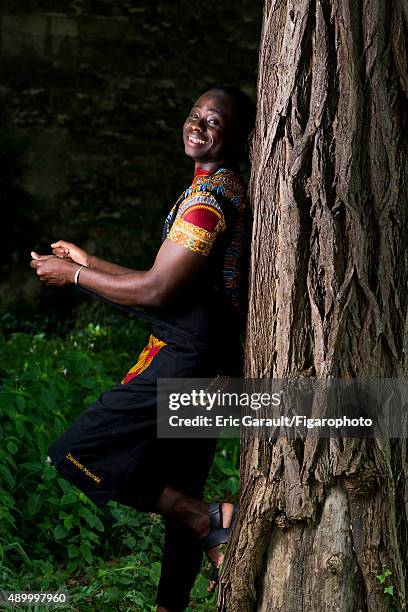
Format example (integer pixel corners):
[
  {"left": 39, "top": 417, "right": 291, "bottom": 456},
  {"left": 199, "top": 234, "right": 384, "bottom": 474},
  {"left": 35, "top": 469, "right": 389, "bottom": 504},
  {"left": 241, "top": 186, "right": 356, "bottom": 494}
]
[
  {"left": 200, "top": 502, "right": 238, "bottom": 588},
  {"left": 200, "top": 502, "right": 238, "bottom": 551}
]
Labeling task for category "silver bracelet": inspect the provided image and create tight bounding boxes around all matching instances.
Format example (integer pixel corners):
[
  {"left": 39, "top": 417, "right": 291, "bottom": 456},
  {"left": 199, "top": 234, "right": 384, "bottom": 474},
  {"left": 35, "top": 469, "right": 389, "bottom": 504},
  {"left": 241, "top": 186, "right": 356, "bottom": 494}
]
[{"left": 74, "top": 265, "right": 85, "bottom": 286}]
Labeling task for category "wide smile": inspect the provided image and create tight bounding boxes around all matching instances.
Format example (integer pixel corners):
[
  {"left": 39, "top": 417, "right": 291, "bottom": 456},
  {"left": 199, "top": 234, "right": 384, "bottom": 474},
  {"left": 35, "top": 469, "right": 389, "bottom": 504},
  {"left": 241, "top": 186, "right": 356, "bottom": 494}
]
[{"left": 187, "top": 134, "right": 207, "bottom": 145}]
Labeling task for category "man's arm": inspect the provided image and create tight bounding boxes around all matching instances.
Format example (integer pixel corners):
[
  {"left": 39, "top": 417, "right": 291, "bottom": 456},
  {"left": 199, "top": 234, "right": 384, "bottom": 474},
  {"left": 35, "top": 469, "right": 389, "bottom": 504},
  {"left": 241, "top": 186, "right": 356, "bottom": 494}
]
[
  {"left": 86, "top": 255, "right": 135, "bottom": 275},
  {"left": 50, "top": 240, "right": 135, "bottom": 275},
  {"left": 31, "top": 239, "right": 207, "bottom": 308},
  {"left": 34, "top": 193, "right": 226, "bottom": 306}
]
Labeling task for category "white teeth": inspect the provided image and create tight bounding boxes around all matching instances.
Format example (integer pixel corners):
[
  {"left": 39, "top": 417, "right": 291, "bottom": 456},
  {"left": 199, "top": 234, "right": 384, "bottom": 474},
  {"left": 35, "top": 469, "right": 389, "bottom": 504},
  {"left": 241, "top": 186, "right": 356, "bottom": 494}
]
[{"left": 189, "top": 135, "right": 205, "bottom": 144}]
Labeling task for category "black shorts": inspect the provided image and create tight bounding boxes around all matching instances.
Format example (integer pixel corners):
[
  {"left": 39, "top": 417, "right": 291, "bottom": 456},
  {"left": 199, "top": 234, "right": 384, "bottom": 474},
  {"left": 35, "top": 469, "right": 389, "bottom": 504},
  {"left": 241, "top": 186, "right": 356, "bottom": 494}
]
[{"left": 46, "top": 333, "right": 226, "bottom": 510}]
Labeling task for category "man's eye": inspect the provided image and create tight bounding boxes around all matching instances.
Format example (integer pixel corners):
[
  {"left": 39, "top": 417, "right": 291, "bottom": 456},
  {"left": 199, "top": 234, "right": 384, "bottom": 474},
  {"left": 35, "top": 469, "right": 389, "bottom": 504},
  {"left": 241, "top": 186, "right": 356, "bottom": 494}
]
[
  {"left": 190, "top": 112, "right": 198, "bottom": 118},
  {"left": 208, "top": 118, "right": 219, "bottom": 125}
]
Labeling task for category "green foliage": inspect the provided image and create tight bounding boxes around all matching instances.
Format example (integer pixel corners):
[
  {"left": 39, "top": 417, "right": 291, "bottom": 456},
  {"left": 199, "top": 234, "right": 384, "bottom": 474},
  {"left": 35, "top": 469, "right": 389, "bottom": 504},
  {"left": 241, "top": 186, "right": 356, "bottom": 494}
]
[
  {"left": 0, "top": 324, "right": 240, "bottom": 610},
  {"left": 375, "top": 568, "right": 397, "bottom": 611},
  {"left": 206, "top": 438, "right": 240, "bottom": 500}
]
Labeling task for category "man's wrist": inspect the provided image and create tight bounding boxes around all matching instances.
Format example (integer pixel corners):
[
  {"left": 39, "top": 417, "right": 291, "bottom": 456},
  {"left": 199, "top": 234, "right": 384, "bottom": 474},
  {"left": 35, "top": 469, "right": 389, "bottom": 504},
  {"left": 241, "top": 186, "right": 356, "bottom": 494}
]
[
  {"left": 69, "top": 263, "right": 79, "bottom": 284},
  {"left": 73, "top": 264, "right": 85, "bottom": 285},
  {"left": 85, "top": 254, "right": 93, "bottom": 268}
]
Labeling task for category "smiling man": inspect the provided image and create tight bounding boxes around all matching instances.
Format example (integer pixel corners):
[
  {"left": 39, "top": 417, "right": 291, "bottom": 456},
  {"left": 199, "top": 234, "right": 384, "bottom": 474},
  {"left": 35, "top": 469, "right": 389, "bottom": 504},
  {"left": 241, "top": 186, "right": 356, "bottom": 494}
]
[
  {"left": 30, "top": 85, "right": 256, "bottom": 612},
  {"left": 184, "top": 89, "right": 242, "bottom": 165}
]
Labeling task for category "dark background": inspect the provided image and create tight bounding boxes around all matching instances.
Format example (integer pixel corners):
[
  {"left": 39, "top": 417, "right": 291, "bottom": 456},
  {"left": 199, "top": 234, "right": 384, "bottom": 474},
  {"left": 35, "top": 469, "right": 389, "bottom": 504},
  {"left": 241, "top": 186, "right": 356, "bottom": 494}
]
[{"left": 0, "top": 0, "right": 262, "bottom": 333}]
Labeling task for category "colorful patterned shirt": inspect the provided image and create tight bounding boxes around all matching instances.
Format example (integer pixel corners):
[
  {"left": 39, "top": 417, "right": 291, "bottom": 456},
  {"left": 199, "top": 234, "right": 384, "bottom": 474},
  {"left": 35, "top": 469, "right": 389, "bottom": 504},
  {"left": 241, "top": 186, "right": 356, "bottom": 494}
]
[
  {"left": 166, "top": 168, "right": 226, "bottom": 256},
  {"left": 159, "top": 166, "right": 249, "bottom": 335}
]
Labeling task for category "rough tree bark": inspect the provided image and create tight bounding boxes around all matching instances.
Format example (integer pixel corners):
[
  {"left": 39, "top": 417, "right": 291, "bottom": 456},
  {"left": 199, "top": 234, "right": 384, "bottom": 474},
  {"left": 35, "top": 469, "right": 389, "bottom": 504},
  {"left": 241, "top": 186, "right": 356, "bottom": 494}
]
[{"left": 218, "top": 0, "right": 408, "bottom": 610}]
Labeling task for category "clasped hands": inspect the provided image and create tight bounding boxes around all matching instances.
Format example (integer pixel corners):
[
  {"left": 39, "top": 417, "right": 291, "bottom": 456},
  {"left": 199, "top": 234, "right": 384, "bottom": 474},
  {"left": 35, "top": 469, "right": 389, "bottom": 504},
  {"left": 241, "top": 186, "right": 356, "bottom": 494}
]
[{"left": 30, "top": 240, "right": 90, "bottom": 286}]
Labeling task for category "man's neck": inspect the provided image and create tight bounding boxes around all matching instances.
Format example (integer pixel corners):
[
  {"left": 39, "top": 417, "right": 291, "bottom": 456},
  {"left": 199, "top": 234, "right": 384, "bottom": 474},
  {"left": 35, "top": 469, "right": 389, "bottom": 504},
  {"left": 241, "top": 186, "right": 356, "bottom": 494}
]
[{"left": 194, "top": 160, "right": 232, "bottom": 175}]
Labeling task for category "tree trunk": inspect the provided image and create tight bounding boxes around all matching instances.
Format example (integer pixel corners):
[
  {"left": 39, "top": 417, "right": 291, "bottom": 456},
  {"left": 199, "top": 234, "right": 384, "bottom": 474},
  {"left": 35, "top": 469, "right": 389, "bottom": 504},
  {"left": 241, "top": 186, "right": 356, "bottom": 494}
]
[{"left": 218, "top": 0, "right": 408, "bottom": 610}]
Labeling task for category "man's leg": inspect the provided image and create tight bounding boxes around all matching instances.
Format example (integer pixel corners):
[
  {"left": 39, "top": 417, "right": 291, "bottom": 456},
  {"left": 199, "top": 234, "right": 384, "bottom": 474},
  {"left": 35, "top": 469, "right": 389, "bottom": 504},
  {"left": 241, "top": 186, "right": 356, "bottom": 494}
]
[
  {"left": 119, "top": 438, "right": 235, "bottom": 610},
  {"left": 154, "top": 438, "right": 217, "bottom": 612},
  {"left": 155, "top": 517, "right": 205, "bottom": 611}
]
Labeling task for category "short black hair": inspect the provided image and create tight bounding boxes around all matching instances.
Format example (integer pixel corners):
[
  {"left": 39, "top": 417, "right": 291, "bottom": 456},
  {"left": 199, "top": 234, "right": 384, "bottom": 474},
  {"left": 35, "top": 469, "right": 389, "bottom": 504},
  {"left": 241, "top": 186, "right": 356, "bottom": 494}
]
[{"left": 206, "top": 84, "right": 256, "bottom": 142}]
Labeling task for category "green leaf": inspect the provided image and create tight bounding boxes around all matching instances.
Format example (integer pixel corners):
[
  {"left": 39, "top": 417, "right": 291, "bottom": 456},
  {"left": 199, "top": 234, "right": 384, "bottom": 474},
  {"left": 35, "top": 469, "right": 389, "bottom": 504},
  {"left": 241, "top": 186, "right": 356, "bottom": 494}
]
[
  {"left": 43, "top": 465, "right": 57, "bottom": 481},
  {"left": 116, "top": 575, "right": 134, "bottom": 586},
  {"left": 79, "top": 507, "right": 104, "bottom": 531},
  {"left": 0, "top": 490, "right": 15, "bottom": 507},
  {"left": 41, "top": 388, "right": 57, "bottom": 410},
  {"left": 384, "top": 586, "right": 394, "bottom": 596},
  {"left": 149, "top": 562, "right": 161, "bottom": 586},
  {"left": 226, "top": 476, "right": 240, "bottom": 494},
  {"left": 6, "top": 441, "right": 18, "bottom": 454},
  {"left": 5, "top": 453, "right": 17, "bottom": 470},
  {"left": 14, "top": 419, "right": 25, "bottom": 437},
  {"left": 57, "top": 478, "right": 72, "bottom": 494},
  {"left": 79, "top": 507, "right": 96, "bottom": 528},
  {"left": 67, "top": 560, "right": 79, "bottom": 573},
  {"left": 123, "top": 535, "right": 136, "bottom": 549},
  {"left": 86, "top": 530, "right": 101, "bottom": 544},
  {"left": 77, "top": 357, "right": 91, "bottom": 374},
  {"left": 54, "top": 525, "right": 69, "bottom": 540},
  {"left": 0, "top": 392, "right": 17, "bottom": 410},
  {"left": 80, "top": 377, "right": 96, "bottom": 389},
  {"left": 68, "top": 544, "right": 79, "bottom": 558},
  {"left": 27, "top": 494, "right": 43, "bottom": 517},
  {"left": 80, "top": 543, "right": 93, "bottom": 564},
  {"left": 91, "top": 514, "right": 104, "bottom": 532},
  {"left": 191, "top": 572, "right": 211, "bottom": 599},
  {"left": 0, "top": 465, "right": 15, "bottom": 488},
  {"left": 83, "top": 394, "right": 99, "bottom": 405},
  {"left": 61, "top": 492, "right": 77, "bottom": 505},
  {"left": 16, "top": 395, "right": 26, "bottom": 410},
  {"left": 63, "top": 515, "right": 74, "bottom": 530},
  {"left": 20, "top": 461, "right": 44, "bottom": 472}
]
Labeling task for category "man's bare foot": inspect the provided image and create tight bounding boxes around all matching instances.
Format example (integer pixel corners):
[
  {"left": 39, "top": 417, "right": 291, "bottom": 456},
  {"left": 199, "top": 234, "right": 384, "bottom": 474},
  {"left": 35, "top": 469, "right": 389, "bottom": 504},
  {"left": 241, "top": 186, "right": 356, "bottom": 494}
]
[
  {"left": 154, "top": 489, "right": 235, "bottom": 593},
  {"left": 207, "top": 544, "right": 224, "bottom": 593},
  {"left": 203, "top": 502, "right": 235, "bottom": 593}
]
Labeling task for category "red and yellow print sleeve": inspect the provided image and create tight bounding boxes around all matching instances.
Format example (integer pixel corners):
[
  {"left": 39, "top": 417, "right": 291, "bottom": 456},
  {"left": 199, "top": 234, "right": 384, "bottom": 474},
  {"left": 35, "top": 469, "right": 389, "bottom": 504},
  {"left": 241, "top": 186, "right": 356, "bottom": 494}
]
[{"left": 167, "top": 192, "right": 226, "bottom": 256}]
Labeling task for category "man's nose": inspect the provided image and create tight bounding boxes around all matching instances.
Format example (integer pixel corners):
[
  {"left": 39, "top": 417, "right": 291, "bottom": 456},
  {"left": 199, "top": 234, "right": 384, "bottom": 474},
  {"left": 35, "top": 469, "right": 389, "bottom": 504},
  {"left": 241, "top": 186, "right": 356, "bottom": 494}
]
[{"left": 192, "top": 117, "right": 206, "bottom": 131}]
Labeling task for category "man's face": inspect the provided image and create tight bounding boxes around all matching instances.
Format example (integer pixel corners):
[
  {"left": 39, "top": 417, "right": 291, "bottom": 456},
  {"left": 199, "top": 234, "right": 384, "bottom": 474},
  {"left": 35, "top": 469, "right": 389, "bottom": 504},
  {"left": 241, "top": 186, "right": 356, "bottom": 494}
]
[{"left": 183, "top": 90, "right": 240, "bottom": 163}]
